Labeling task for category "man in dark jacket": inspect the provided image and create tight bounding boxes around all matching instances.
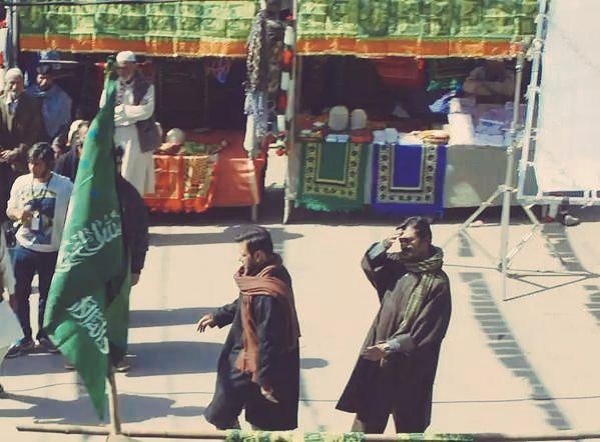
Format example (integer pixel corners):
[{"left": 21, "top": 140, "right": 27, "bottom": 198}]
[
  {"left": 196, "top": 225, "right": 300, "bottom": 430},
  {"left": 59, "top": 143, "right": 149, "bottom": 372},
  {"left": 336, "top": 216, "right": 451, "bottom": 433},
  {"left": 55, "top": 134, "right": 148, "bottom": 286},
  {"left": 54, "top": 120, "right": 89, "bottom": 182},
  {"left": 0, "top": 68, "right": 46, "bottom": 222}
]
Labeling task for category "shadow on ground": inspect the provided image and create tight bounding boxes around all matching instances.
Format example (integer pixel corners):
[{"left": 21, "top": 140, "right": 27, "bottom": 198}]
[
  {"left": 300, "top": 358, "right": 329, "bottom": 370},
  {"left": 149, "top": 226, "right": 303, "bottom": 247},
  {"left": 2, "top": 391, "right": 204, "bottom": 424},
  {"left": 502, "top": 224, "right": 600, "bottom": 300},
  {"left": 129, "top": 307, "right": 214, "bottom": 329},
  {"left": 125, "top": 341, "right": 222, "bottom": 377},
  {"left": 461, "top": 272, "right": 571, "bottom": 430}
]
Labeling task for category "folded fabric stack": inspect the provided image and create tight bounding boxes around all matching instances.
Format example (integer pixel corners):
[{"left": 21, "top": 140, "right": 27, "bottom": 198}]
[{"left": 410, "top": 130, "right": 450, "bottom": 146}]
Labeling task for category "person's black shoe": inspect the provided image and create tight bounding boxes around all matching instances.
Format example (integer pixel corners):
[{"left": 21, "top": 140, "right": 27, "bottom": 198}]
[
  {"left": 5, "top": 338, "right": 35, "bottom": 358},
  {"left": 38, "top": 337, "right": 60, "bottom": 354}
]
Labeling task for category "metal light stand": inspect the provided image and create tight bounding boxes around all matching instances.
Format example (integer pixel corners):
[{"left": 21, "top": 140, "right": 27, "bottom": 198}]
[
  {"left": 443, "top": 22, "right": 571, "bottom": 301},
  {"left": 442, "top": 46, "right": 528, "bottom": 269}
]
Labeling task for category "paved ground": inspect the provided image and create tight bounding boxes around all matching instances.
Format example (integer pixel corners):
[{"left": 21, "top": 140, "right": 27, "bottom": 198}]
[{"left": 2, "top": 155, "right": 600, "bottom": 441}]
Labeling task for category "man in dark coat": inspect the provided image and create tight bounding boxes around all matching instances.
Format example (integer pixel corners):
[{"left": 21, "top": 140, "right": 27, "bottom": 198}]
[
  {"left": 58, "top": 142, "right": 148, "bottom": 372},
  {"left": 0, "top": 68, "right": 46, "bottom": 222},
  {"left": 54, "top": 133, "right": 148, "bottom": 287},
  {"left": 54, "top": 120, "right": 89, "bottom": 181},
  {"left": 337, "top": 216, "right": 451, "bottom": 433},
  {"left": 196, "top": 225, "right": 300, "bottom": 430}
]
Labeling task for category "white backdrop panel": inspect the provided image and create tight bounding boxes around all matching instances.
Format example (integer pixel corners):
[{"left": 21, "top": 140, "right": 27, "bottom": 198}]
[{"left": 535, "top": 0, "right": 600, "bottom": 192}]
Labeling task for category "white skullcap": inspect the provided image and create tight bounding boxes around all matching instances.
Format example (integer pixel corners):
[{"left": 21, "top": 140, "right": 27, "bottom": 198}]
[
  {"left": 116, "top": 51, "right": 136, "bottom": 66},
  {"left": 5, "top": 68, "right": 23, "bottom": 82}
]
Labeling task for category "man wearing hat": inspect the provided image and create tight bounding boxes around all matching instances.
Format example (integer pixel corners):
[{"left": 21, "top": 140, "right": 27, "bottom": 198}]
[
  {"left": 27, "top": 62, "right": 73, "bottom": 144},
  {"left": 100, "top": 50, "right": 159, "bottom": 196},
  {"left": 0, "top": 68, "right": 46, "bottom": 222}
]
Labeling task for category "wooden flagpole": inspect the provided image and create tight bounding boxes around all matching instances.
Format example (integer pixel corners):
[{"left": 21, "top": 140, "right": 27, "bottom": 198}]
[{"left": 107, "top": 368, "right": 122, "bottom": 435}]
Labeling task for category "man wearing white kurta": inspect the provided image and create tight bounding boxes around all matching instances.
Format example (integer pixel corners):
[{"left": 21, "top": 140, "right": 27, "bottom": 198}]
[{"left": 100, "top": 51, "right": 156, "bottom": 196}]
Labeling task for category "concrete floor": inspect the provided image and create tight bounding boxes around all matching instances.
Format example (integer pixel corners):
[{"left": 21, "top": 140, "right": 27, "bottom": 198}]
[{"left": 2, "top": 153, "right": 600, "bottom": 441}]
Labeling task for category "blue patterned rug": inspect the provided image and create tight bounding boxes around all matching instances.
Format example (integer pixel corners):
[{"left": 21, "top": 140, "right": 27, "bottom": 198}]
[{"left": 371, "top": 143, "right": 446, "bottom": 217}]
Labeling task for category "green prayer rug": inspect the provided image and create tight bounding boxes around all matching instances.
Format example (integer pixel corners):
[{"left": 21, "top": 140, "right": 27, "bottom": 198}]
[{"left": 296, "top": 141, "right": 368, "bottom": 212}]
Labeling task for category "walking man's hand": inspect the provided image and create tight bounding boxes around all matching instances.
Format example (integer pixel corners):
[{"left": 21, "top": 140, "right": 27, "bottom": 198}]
[
  {"left": 261, "top": 386, "right": 279, "bottom": 403},
  {"left": 196, "top": 314, "right": 216, "bottom": 332},
  {"left": 362, "top": 344, "right": 388, "bottom": 361}
]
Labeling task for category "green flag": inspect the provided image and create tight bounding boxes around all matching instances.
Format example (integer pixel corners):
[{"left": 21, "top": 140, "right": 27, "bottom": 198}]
[{"left": 44, "top": 65, "right": 131, "bottom": 420}]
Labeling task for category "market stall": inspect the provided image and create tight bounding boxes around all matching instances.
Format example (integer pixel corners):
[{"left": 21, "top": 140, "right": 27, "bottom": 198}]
[
  {"left": 17, "top": 0, "right": 288, "bottom": 217},
  {"left": 285, "top": 0, "right": 537, "bottom": 220}
]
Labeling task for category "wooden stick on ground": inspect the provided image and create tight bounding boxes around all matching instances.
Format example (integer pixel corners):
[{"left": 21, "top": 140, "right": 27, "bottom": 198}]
[{"left": 15, "top": 425, "right": 600, "bottom": 441}]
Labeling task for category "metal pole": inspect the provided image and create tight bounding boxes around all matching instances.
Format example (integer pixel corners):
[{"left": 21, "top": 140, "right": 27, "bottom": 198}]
[
  {"left": 516, "top": 0, "right": 548, "bottom": 201},
  {"left": 283, "top": 0, "right": 299, "bottom": 224},
  {"left": 107, "top": 370, "right": 122, "bottom": 435},
  {"left": 500, "top": 47, "right": 525, "bottom": 301},
  {"left": 7, "top": 0, "right": 19, "bottom": 68}
]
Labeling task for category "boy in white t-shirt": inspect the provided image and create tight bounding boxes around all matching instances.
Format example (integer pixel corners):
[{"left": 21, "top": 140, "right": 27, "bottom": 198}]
[{"left": 5, "top": 143, "right": 73, "bottom": 357}]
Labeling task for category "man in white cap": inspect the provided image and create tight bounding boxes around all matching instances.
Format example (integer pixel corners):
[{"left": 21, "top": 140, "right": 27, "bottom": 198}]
[
  {"left": 100, "top": 51, "right": 159, "bottom": 196},
  {"left": 0, "top": 68, "right": 46, "bottom": 222}
]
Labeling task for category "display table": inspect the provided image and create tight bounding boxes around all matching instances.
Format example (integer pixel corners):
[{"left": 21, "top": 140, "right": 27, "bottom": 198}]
[
  {"left": 444, "top": 144, "right": 510, "bottom": 208},
  {"left": 288, "top": 140, "right": 513, "bottom": 217},
  {"left": 144, "top": 130, "right": 266, "bottom": 213}
]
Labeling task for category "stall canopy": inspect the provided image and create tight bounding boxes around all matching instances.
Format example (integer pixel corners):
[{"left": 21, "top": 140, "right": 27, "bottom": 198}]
[
  {"left": 20, "top": 0, "right": 536, "bottom": 58},
  {"left": 295, "top": 0, "right": 537, "bottom": 58},
  {"left": 19, "top": 0, "right": 257, "bottom": 57}
]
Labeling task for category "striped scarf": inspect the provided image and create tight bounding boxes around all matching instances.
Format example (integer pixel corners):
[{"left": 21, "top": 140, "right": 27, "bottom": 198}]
[
  {"left": 233, "top": 256, "right": 300, "bottom": 383},
  {"left": 388, "top": 246, "right": 444, "bottom": 335}
]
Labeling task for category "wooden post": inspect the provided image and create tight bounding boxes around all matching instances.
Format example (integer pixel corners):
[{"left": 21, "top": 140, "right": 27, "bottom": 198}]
[{"left": 107, "top": 369, "right": 122, "bottom": 435}]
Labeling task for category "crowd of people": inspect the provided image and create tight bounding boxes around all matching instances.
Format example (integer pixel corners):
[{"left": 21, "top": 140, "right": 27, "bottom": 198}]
[
  {"left": 0, "top": 52, "right": 152, "bottom": 378},
  {"left": 0, "top": 50, "right": 455, "bottom": 434}
]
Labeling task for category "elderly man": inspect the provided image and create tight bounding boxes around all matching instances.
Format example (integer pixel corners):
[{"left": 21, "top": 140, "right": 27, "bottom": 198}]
[
  {"left": 26, "top": 64, "right": 73, "bottom": 144},
  {"left": 337, "top": 216, "right": 452, "bottom": 433},
  {"left": 0, "top": 68, "right": 46, "bottom": 222},
  {"left": 100, "top": 51, "right": 159, "bottom": 196}
]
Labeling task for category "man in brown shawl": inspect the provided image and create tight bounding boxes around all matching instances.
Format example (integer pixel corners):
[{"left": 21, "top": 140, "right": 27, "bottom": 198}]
[
  {"left": 337, "top": 216, "right": 451, "bottom": 433},
  {"left": 196, "top": 225, "right": 300, "bottom": 430}
]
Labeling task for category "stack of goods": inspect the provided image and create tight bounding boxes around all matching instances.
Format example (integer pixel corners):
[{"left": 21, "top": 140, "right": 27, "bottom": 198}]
[{"left": 409, "top": 130, "right": 450, "bottom": 146}]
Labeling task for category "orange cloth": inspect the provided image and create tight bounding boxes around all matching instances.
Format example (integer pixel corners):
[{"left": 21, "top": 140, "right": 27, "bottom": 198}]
[{"left": 144, "top": 130, "right": 266, "bottom": 212}]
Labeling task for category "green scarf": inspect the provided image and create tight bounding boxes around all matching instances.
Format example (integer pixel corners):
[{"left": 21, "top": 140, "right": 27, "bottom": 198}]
[{"left": 389, "top": 246, "right": 444, "bottom": 335}]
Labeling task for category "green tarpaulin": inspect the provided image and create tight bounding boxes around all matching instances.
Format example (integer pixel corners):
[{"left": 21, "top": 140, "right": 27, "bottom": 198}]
[{"left": 19, "top": 0, "right": 536, "bottom": 58}]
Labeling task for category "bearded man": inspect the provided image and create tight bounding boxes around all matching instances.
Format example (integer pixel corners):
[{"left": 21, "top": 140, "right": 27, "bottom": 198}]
[
  {"left": 336, "top": 216, "right": 452, "bottom": 433},
  {"left": 196, "top": 225, "right": 301, "bottom": 431}
]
